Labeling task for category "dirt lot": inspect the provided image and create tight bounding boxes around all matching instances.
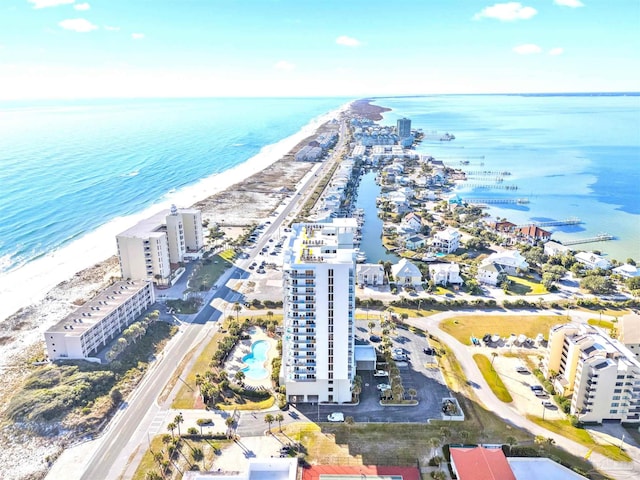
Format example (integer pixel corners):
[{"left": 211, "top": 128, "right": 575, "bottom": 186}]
[{"left": 480, "top": 346, "right": 565, "bottom": 421}]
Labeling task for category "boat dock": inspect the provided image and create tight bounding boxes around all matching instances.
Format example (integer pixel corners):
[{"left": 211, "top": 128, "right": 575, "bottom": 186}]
[
  {"left": 562, "top": 233, "right": 614, "bottom": 246},
  {"left": 466, "top": 198, "right": 530, "bottom": 205},
  {"left": 517, "top": 217, "right": 582, "bottom": 228}
]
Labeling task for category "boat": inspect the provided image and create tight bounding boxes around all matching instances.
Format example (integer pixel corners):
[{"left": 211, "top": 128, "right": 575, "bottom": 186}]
[
  {"left": 491, "top": 334, "right": 500, "bottom": 343},
  {"left": 355, "top": 249, "right": 367, "bottom": 263},
  {"left": 517, "top": 334, "right": 527, "bottom": 345}
]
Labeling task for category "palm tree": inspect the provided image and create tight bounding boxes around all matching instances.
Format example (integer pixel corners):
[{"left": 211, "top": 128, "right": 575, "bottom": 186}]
[
  {"left": 367, "top": 321, "right": 375, "bottom": 333},
  {"left": 234, "top": 370, "right": 246, "bottom": 385},
  {"left": 174, "top": 413, "right": 184, "bottom": 437},
  {"left": 505, "top": 436, "right": 518, "bottom": 454},
  {"left": 407, "top": 388, "right": 417, "bottom": 400},
  {"left": 275, "top": 413, "right": 284, "bottom": 432},
  {"left": 264, "top": 413, "right": 274, "bottom": 433},
  {"left": 167, "top": 421, "right": 176, "bottom": 438},
  {"left": 427, "top": 437, "right": 441, "bottom": 457},
  {"left": 233, "top": 302, "right": 242, "bottom": 322}
]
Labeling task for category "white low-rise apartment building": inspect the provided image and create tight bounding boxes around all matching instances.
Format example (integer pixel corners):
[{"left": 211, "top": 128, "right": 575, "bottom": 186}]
[
  {"left": 116, "top": 205, "right": 203, "bottom": 283},
  {"left": 543, "top": 323, "right": 640, "bottom": 424},
  {"left": 45, "top": 280, "right": 154, "bottom": 362},
  {"left": 281, "top": 219, "right": 357, "bottom": 404}
]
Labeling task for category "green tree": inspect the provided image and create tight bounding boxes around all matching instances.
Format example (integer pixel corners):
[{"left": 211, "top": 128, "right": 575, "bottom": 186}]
[
  {"left": 174, "top": 413, "right": 184, "bottom": 437},
  {"left": 264, "top": 413, "right": 274, "bottom": 433},
  {"left": 367, "top": 321, "right": 375, "bottom": 333},
  {"left": 580, "top": 275, "right": 614, "bottom": 294},
  {"left": 167, "top": 422, "right": 177, "bottom": 439},
  {"left": 234, "top": 370, "right": 246, "bottom": 385},
  {"left": 233, "top": 302, "right": 242, "bottom": 322},
  {"left": 506, "top": 436, "right": 518, "bottom": 454},
  {"left": 275, "top": 413, "right": 284, "bottom": 432},
  {"left": 110, "top": 388, "right": 123, "bottom": 406}
]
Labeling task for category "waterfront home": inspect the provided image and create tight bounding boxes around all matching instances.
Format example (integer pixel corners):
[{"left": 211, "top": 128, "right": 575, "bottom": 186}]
[
  {"left": 480, "top": 250, "right": 529, "bottom": 276},
  {"left": 613, "top": 263, "right": 640, "bottom": 278},
  {"left": 386, "top": 191, "right": 410, "bottom": 214},
  {"left": 544, "top": 240, "right": 571, "bottom": 257},
  {"left": 450, "top": 446, "right": 516, "bottom": 480},
  {"left": 575, "top": 251, "right": 612, "bottom": 270},
  {"left": 429, "top": 262, "right": 463, "bottom": 286},
  {"left": 516, "top": 225, "right": 552, "bottom": 245},
  {"left": 401, "top": 212, "right": 423, "bottom": 232},
  {"left": 295, "top": 145, "right": 323, "bottom": 161},
  {"left": 432, "top": 227, "right": 461, "bottom": 254},
  {"left": 356, "top": 263, "right": 385, "bottom": 286},
  {"left": 391, "top": 258, "right": 422, "bottom": 286},
  {"left": 489, "top": 220, "right": 516, "bottom": 233},
  {"left": 476, "top": 262, "right": 507, "bottom": 286},
  {"left": 404, "top": 234, "right": 427, "bottom": 250}
]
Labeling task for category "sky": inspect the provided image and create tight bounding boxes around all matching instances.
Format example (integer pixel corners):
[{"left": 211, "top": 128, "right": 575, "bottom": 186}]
[{"left": 0, "top": 0, "right": 639, "bottom": 99}]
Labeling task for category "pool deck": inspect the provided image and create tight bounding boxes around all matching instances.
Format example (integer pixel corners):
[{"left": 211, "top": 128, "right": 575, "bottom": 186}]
[{"left": 224, "top": 326, "right": 277, "bottom": 390}]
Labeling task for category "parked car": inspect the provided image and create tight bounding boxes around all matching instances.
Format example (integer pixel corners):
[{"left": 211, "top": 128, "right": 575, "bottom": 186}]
[
  {"left": 327, "top": 412, "right": 344, "bottom": 422},
  {"left": 373, "top": 370, "right": 388, "bottom": 377},
  {"left": 423, "top": 347, "right": 435, "bottom": 355},
  {"left": 369, "top": 335, "right": 382, "bottom": 343},
  {"left": 516, "top": 365, "right": 529, "bottom": 373},
  {"left": 542, "top": 400, "right": 554, "bottom": 408},
  {"left": 376, "top": 383, "right": 391, "bottom": 391},
  {"left": 530, "top": 385, "right": 543, "bottom": 392},
  {"left": 392, "top": 353, "right": 408, "bottom": 362}
]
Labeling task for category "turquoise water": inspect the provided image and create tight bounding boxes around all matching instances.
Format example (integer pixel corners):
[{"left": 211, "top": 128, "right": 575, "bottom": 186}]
[
  {"left": 373, "top": 94, "right": 640, "bottom": 261},
  {"left": 241, "top": 340, "right": 269, "bottom": 380}
]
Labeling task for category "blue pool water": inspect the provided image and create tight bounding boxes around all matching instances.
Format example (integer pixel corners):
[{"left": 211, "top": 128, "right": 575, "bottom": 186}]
[{"left": 241, "top": 340, "right": 270, "bottom": 380}]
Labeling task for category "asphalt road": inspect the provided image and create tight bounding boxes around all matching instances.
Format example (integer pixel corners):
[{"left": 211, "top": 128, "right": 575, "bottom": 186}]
[{"left": 75, "top": 119, "right": 349, "bottom": 480}]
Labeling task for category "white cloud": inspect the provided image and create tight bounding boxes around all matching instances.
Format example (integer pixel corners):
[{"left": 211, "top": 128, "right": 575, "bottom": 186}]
[
  {"left": 549, "top": 47, "right": 564, "bottom": 55},
  {"left": 28, "top": 0, "right": 74, "bottom": 8},
  {"left": 74, "top": 2, "right": 90, "bottom": 10},
  {"left": 336, "top": 35, "right": 361, "bottom": 47},
  {"left": 513, "top": 43, "right": 542, "bottom": 54},
  {"left": 104, "top": 25, "right": 120, "bottom": 31},
  {"left": 274, "top": 60, "right": 295, "bottom": 71},
  {"left": 554, "top": 0, "right": 584, "bottom": 7},
  {"left": 58, "top": 18, "right": 98, "bottom": 33},
  {"left": 131, "top": 33, "right": 145, "bottom": 40},
  {"left": 473, "top": 2, "right": 537, "bottom": 21}
]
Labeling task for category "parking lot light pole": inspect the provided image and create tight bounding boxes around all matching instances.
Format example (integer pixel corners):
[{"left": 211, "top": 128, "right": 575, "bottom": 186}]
[{"left": 541, "top": 401, "right": 546, "bottom": 421}]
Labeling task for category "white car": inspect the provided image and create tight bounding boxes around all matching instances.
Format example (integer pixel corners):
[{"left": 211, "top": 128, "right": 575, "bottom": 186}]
[
  {"left": 516, "top": 365, "right": 529, "bottom": 373},
  {"left": 373, "top": 370, "right": 388, "bottom": 377},
  {"left": 327, "top": 412, "right": 344, "bottom": 422},
  {"left": 376, "top": 383, "right": 391, "bottom": 391}
]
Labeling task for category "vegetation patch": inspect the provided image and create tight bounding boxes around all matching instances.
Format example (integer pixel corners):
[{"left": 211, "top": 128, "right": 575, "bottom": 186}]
[
  {"left": 186, "top": 252, "right": 234, "bottom": 292},
  {"left": 587, "top": 318, "right": 615, "bottom": 330},
  {"left": 440, "top": 315, "right": 565, "bottom": 345},
  {"left": 526, "top": 416, "right": 631, "bottom": 463},
  {"left": 473, "top": 354, "right": 513, "bottom": 403},
  {"left": 506, "top": 275, "right": 548, "bottom": 295}
]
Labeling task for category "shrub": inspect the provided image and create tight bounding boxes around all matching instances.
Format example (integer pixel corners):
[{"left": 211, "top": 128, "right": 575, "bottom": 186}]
[{"left": 428, "top": 455, "right": 443, "bottom": 466}]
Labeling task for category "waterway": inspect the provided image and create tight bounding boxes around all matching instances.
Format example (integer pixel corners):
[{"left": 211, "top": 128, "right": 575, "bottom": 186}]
[{"left": 355, "top": 171, "right": 400, "bottom": 264}]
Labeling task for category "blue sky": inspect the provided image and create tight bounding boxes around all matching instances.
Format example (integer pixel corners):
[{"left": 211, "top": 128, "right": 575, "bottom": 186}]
[{"left": 1, "top": 0, "right": 639, "bottom": 99}]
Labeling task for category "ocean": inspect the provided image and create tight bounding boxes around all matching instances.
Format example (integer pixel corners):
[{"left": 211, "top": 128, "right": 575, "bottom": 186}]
[
  {"left": 0, "top": 94, "right": 638, "bottom": 321},
  {"left": 372, "top": 94, "right": 640, "bottom": 262},
  {"left": 0, "top": 97, "right": 348, "bottom": 321}
]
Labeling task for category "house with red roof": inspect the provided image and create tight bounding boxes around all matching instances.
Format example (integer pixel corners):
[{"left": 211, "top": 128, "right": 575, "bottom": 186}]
[
  {"left": 515, "top": 225, "right": 552, "bottom": 245},
  {"left": 450, "top": 446, "right": 516, "bottom": 480}
]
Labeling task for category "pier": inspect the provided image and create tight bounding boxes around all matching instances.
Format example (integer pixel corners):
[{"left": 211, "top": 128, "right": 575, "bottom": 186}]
[
  {"left": 464, "top": 170, "right": 511, "bottom": 176},
  {"left": 517, "top": 217, "right": 582, "bottom": 228},
  {"left": 562, "top": 233, "right": 614, "bottom": 246},
  {"left": 465, "top": 184, "right": 519, "bottom": 190},
  {"left": 466, "top": 198, "right": 530, "bottom": 205}
]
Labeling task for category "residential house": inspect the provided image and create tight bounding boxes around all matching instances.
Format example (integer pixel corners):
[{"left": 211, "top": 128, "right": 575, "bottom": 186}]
[
  {"left": 429, "top": 262, "right": 463, "bottom": 286},
  {"left": 481, "top": 250, "right": 529, "bottom": 275},
  {"left": 391, "top": 259, "right": 422, "bottom": 285},
  {"left": 386, "top": 191, "right": 409, "bottom": 214},
  {"left": 432, "top": 227, "right": 461, "bottom": 254},
  {"left": 575, "top": 251, "right": 611, "bottom": 270},
  {"left": 544, "top": 240, "right": 571, "bottom": 257},
  {"left": 476, "top": 262, "right": 507, "bottom": 286},
  {"left": 516, "top": 225, "right": 552, "bottom": 245},
  {"left": 405, "top": 235, "right": 427, "bottom": 250},
  {"left": 356, "top": 263, "right": 385, "bottom": 286},
  {"left": 490, "top": 220, "right": 516, "bottom": 233},
  {"left": 613, "top": 263, "right": 640, "bottom": 278}
]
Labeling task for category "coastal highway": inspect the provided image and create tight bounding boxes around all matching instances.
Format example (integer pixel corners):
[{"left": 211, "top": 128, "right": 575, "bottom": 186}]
[{"left": 74, "top": 117, "right": 350, "bottom": 479}]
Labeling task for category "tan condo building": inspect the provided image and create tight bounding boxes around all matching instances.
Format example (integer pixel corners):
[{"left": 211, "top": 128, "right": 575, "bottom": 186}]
[
  {"left": 45, "top": 280, "right": 154, "bottom": 362},
  {"left": 543, "top": 323, "right": 640, "bottom": 424},
  {"left": 116, "top": 205, "right": 203, "bottom": 283}
]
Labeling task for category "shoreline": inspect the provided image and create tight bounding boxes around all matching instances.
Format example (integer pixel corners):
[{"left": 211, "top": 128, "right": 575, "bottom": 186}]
[{"left": 0, "top": 101, "right": 353, "bottom": 325}]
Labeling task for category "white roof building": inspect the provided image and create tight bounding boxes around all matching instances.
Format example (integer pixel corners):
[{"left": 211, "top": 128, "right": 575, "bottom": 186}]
[
  {"left": 356, "top": 263, "right": 385, "bottom": 286},
  {"left": 392, "top": 258, "right": 422, "bottom": 285},
  {"left": 575, "top": 251, "right": 612, "bottom": 270},
  {"left": 429, "top": 262, "right": 463, "bottom": 286},
  {"left": 432, "top": 227, "right": 461, "bottom": 254},
  {"left": 613, "top": 263, "right": 640, "bottom": 278}
]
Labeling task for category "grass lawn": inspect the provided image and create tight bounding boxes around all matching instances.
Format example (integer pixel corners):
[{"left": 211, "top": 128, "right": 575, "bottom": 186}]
[
  {"left": 172, "top": 329, "right": 226, "bottom": 409},
  {"left": 587, "top": 318, "right": 615, "bottom": 330},
  {"left": 506, "top": 275, "right": 548, "bottom": 295},
  {"left": 527, "top": 416, "right": 631, "bottom": 463},
  {"left": 473, "top": 354, "right": 513, "bottom": 403},
  {"left": 440, "top": 314, "right": 566, "bottom": 345},
  {"left": 186, "top": 251, "right": 235, "bottom": 292}
]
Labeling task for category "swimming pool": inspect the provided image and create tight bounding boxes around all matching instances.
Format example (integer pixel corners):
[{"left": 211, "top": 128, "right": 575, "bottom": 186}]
[{"left": 241, "top": 340, "right": 270, "bottom": 380}]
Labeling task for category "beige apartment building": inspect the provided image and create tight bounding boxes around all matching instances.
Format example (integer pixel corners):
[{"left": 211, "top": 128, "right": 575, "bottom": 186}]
[
  {"left": 116, "top": 205, "right": 203, "bottom": 283},
  {"left": 543, "top": 323, "right": 640, "bottom": 424},
  {"left": 45, "top": 280, "right": 154, "bottom": 361}
]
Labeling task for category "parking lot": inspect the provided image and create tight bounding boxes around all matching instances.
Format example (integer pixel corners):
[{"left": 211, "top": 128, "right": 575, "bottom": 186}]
[{"left": 296, "top": 320, "right": 451, "bottom": 423}]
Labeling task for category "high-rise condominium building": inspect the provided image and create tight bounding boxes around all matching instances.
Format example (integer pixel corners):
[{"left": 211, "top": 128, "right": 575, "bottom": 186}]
[
  {"left": 543, "top": 323, "right": 640, "bottom": 424},
  {"left": 281, "top": 219, "right": 357, "bottom": 403},
  {"left": 397, "top": 117, "right": 412, "bottom": 138},
  {"left": 116, "top": 205, "right": 203, "bottom": 283}
]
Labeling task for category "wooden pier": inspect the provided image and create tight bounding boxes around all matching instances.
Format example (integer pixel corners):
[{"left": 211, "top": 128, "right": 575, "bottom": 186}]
[
  {"left": 466, "top": 198, "right": 530, "bottom": 205},
  {"left": 517, "top": 217, "right": 582, "bottom": 228},
  {"left": 562, "top": 233, "right": 614, "bottom": 246}
]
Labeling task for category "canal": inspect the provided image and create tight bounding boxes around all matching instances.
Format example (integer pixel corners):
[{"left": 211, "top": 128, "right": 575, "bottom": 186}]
[{"left": 355, "top": 171, "right": 400, "bottom": 264}]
